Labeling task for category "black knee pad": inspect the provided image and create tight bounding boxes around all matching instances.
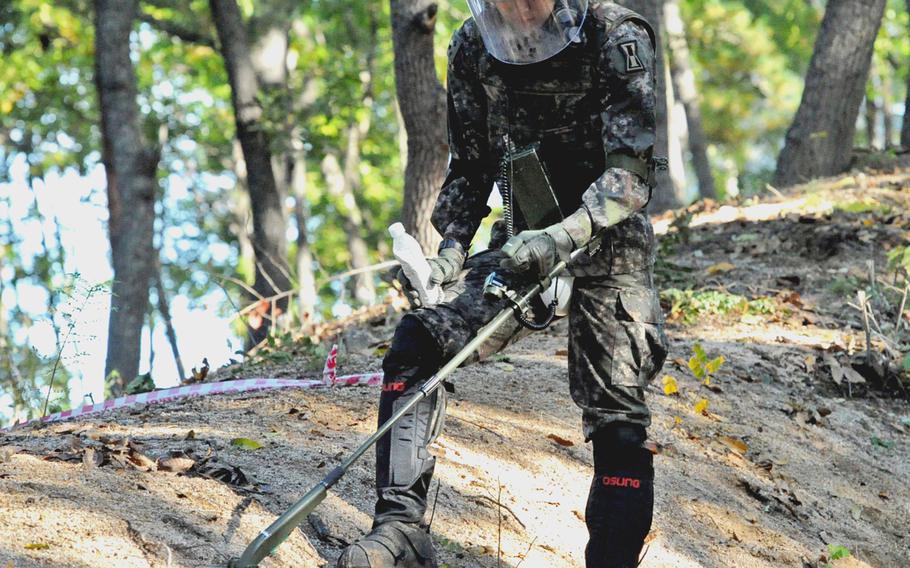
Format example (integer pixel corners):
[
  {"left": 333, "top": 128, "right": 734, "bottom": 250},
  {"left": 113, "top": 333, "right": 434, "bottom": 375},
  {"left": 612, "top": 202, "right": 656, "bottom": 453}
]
[
  {"left": 586, "top": 423, "right": 654, "bottom": 568},
  {"left": 382, "top": 315, "right": 443, "bottom": 387}
]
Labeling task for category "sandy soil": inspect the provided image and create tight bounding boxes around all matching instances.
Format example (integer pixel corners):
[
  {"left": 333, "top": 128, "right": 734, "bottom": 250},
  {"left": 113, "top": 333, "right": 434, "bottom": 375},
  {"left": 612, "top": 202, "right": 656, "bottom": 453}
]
[{"left": 1, "top": 169, "right": 909, "bottom": 568}]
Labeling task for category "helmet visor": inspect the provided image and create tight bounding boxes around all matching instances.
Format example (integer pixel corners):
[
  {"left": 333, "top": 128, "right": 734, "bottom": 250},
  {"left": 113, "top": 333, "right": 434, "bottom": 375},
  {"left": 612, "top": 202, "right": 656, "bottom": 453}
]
[{"left": 467, "top": 0, "right": 588, "bottom": 65}]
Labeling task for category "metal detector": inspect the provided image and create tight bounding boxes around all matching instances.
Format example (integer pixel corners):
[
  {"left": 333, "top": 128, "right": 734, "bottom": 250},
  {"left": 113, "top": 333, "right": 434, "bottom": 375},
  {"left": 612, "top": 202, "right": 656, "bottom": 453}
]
[{"left": 229, "top": 234, "right": 603, "bottom": 567}]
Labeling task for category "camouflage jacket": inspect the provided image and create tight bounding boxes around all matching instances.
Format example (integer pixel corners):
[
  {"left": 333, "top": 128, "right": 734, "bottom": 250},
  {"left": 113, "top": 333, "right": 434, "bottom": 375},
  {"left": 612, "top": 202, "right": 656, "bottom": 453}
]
[{"left": 431, "top": 1, "right": 658, "bottom": 276}]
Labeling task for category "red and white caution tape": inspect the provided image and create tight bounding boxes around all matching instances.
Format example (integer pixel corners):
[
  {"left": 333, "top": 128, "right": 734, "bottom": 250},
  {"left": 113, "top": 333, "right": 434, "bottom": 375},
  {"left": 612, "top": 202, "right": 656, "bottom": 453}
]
[{"left": 4, "top": 345, "right": 384, "bottom": 430}]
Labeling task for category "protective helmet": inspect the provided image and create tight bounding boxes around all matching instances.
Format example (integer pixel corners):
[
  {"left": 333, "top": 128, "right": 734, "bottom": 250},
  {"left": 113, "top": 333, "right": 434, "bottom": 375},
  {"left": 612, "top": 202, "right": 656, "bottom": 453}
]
[{"left": 466, "top": 0, "right": 588, "bottom": 65}]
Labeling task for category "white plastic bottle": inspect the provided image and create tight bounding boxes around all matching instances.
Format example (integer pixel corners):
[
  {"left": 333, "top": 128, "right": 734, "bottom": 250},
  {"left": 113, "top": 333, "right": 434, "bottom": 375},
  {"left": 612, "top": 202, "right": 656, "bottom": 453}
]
[{"left": 388, "top": 223, "right": 443, "bottom": 306}]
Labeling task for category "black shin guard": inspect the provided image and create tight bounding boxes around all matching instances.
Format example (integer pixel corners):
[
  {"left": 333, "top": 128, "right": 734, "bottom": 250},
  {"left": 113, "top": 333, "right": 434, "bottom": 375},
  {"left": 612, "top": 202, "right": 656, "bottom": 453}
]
[
  {"left": 585, "top": 423, "right": 654, "bottom": 568},
  {"left": 374, "top": 316, "right": 446, "bottom": 525}
]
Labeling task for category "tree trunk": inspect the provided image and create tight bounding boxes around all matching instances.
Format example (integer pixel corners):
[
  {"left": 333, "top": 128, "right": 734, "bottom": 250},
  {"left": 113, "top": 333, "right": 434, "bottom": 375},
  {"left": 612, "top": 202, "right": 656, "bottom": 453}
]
[
  {"left": 664, "top": 0, "right": 715, "bottom": 200},
  {"left": 865, "top": 94, "right": 878, "bottom": 149},
  {"left": 95, "top": 0, "right": 158, "bottom": 395},
  {"left": 773, "top": 0, "right": 885, "bottom": 187},
  {"left": 617, "top": 0, "right": 684, "bottom": 212},
  {"left": 291, "top": 139, "right": 317, "bottom": 327},
  {"left": 904, "top": 0, "right": 910, "bottom": 147},
  {"left": 210, "top": 0, "right": 292, "bottom": 346},
  {"left": 390, "top": 0, "right": 448, "bottom": 252},
  {"left": 881, "top": 65, "right": 895, "bottom": 148},
  {"left": 153, "top": 266, "right": 186, "bottom": 382}
]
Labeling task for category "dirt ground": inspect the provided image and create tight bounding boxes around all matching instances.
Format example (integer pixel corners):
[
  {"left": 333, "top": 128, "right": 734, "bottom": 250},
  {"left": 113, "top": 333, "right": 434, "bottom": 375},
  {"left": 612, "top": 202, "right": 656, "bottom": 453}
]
[{"left": 1, "top": 169, "right": 909, "bottom": 568}]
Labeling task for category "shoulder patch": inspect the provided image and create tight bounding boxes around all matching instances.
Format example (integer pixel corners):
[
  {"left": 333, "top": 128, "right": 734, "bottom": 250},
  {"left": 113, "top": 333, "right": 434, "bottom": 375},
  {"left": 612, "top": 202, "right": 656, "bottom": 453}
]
[{"left": 619, "top": 41, "right": 644, "bottom": 73}]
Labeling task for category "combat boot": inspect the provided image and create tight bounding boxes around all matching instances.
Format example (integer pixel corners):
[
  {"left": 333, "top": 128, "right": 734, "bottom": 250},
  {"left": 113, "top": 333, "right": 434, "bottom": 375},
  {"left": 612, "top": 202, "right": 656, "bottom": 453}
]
[{"left": 336, "top": 521, "right": 436, "bottom": 568}]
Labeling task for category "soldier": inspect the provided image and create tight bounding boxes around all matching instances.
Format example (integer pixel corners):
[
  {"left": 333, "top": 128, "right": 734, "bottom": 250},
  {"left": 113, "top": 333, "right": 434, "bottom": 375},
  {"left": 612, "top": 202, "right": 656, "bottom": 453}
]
[{"left": 337, "top": 1, "right": 668, "bottom": 567}]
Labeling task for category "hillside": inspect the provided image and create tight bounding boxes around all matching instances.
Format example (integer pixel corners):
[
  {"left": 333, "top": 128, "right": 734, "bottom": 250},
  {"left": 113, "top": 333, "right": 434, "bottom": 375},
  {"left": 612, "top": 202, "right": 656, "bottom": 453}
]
[{"left": 2, "top": 168, "right": 909, "bottom": 568}]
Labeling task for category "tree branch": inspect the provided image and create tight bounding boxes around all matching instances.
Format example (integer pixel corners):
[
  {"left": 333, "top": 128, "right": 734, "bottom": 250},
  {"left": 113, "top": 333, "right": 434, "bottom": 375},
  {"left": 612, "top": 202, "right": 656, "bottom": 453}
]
[{"left": 137, "top": 11, "right": 216, "bottom": 48}]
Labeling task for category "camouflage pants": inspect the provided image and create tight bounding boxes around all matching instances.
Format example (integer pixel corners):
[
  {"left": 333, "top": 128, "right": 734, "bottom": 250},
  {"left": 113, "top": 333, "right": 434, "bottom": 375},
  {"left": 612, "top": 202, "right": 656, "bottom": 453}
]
[{"left": 409, "top": 247, "right": 668, "bottom": 436}]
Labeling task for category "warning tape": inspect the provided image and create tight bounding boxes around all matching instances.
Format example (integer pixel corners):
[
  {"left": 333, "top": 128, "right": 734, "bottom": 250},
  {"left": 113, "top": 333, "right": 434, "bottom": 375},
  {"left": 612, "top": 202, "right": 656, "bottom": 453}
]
[{"left": 3, "top": 345, "right": 384, "bottom": 430}]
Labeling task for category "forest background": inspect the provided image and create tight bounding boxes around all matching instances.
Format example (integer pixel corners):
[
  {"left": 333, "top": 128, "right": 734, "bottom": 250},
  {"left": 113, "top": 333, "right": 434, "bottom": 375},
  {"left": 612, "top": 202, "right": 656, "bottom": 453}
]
[{"left": 1, "top": 0, "right": 908, "bottom": 425}]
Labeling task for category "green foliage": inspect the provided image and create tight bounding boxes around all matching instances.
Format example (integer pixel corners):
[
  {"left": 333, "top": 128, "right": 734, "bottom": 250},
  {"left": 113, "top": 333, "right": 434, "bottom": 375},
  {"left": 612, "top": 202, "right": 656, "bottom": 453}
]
[
  {"left": 662, "top": 288, "right": 775, "bottom": 324},
  {"left": 124, "top": 373, "right": 156, "bottom": 396},
  {"left": 682, "top": 0, "right": 821, "bottom": 196},
  {"left": 827, "top": 276, "right": 862, "bottom": 298},
  {"left": 826, "top": 544, "right": 852, "bottom": 564},
  {"left": 688, "top": 343, "right": 725, "bottom": 385},
  {"left": 887, "top": 246, "right": 910, "bottom": 275}
]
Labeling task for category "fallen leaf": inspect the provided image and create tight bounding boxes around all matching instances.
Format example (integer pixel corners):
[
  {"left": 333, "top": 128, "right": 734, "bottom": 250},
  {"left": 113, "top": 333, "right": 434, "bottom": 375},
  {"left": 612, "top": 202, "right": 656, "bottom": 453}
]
[
  {"left": 694, "top": 399, "right": 709, "bottom": 416},
  {"left": 842, "top": 366, "right": 866, "bottom": 384},
  {"left": 127, "top": 449, "right": 157, "bottom": 471},
  {"left": 191, "top": 358, "right": 210, "bottom": 382},
  {"left": 185, "top": 430, "right": 196, "bottom": 440},
  {"left": 24, "top": 543, "right": 49, "bottom": 550},
  {"left": 824, "top": 354, "right": 844, "bottom": 385},
  {"left": 706, "top": 262, "right": 735, "bottom": 275},
  {"left": 555, "top": 348, "right": 569, "bottom": 357},
  {"left": 158, "top": 456, "right": 196, "bottom": 473},
  {"left": 231, "top": 437, "right": 264, "bottom": 451},
  {"left": 547, "top": 434, "right": 574, "bottom": 447},
  {"left": 662, "top": 375, "right": 679, "bottom": 396},
  {"left": 0, "top": 446, "right": 18, "bottom": 462},
  {"left": 82, "top": 448, "right": 103, "bottom": 469},
  {"left": 719, "top": 436, "right": 748, "bottom": 455}
]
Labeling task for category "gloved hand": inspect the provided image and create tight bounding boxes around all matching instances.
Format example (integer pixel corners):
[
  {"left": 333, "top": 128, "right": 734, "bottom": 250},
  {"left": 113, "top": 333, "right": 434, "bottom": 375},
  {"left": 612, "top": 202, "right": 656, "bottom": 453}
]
[
  {"left": 428, "top": 247, "right": 465, "bottom": 286},
  {"left": 396, "top": 246, "right": 465, "bottom": 294},
  {"left": 499, "top": 225, "right": 575, "bottom": 277}
]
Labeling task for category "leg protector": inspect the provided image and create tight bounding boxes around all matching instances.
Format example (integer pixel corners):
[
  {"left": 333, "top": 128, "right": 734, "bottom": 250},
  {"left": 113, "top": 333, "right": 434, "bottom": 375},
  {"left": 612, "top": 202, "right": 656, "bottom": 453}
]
[
  {"left": 585, "top": 423, "right": 654, "bottom": 568},
  {"left": 374, "top": 316, "right": 446, "bottom": 525}
]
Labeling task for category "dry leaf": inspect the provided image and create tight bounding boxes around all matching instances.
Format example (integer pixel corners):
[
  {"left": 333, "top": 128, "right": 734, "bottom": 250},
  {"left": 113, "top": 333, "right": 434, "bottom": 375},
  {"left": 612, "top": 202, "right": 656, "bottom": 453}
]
[
  {"left": 842, "top": 366, "right": 866, "bottom": 384},
  {"left": 158, "top": 456, "right": 196, "bottom": 473},
  {"left": 555, "top": 348, "right": 569, "bottom": 357},
  {"left": 82, "top": 448, "right": 103, "bottom": 469},
  {"left": 0, "top": 446, "right": 18, "bottom": 463},
  {"left": 127, "top": 450, "right": 157, "bottom": 472},
  {"left": 719, "top": 436, "right": 748, "bottom": 455},
  {"left": 706, "top": 262, "right": 735, "bottom": 275},
  {"left": 824, "top": 354, "right": 845, "bottom": 385},
  {"left": 547, "top": 433, "right": 574, "bottom": 447},
  {"left": 662, "top": 375, "right": 679, "bottom": 396}
]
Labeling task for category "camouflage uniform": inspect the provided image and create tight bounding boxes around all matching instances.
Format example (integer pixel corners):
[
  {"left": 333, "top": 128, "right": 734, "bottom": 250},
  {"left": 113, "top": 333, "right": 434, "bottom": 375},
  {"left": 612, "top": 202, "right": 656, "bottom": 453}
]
[{"left": 350, "top": 3, "right": 669, "bottom": 567}]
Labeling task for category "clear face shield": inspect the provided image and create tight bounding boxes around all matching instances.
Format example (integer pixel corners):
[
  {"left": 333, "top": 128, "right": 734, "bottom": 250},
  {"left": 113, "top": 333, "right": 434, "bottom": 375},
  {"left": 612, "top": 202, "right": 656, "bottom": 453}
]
[{"left": 466, "top": 0, "right": 588, "bottom": 65}]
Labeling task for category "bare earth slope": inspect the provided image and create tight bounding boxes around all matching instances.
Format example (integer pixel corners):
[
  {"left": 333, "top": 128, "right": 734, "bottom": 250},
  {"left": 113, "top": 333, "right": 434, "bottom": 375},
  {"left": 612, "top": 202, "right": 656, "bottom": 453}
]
[{"left": 2, "top": 169, "right": 909, "bottom": 568}]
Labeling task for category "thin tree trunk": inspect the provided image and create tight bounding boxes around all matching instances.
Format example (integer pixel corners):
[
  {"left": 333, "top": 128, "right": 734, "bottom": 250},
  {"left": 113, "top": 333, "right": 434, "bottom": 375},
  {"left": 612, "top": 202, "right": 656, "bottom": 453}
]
[
  {"left": 904, "top": 0, "right": 910, "bottom": 147},
  {"left": 210, "top": 0, "right": 292, "bottom": 346},
  {"left": 774, "top": 0, "right": 886, "bottom": 186},
  {"left": 154, "top": 266, "right": 186, "bottom": 382},
  {"left": 95, "top": 0, "right": 159, "bottom": 395},
  {"left": 390, "top": 0, "right": 448, "bottom": 251},
  {"left": 866, "top": 94, "right": 878, "bottom": 148},
  {"left": 664, "top": 0, "right": 715, "bottom": 200},
  {"left": 291, "top": 139, "right": 317, "bottom": 327},
  {"left": 617, "top": 0, "right": 683, "bottom": 212},
  {"left": 882, "top": 65, "right": 895, "bottom": 148}
]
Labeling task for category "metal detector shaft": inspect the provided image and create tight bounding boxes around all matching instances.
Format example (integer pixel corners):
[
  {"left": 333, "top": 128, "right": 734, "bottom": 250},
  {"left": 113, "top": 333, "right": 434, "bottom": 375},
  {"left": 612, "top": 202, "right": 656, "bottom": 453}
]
[{"left": 230, "top": 237, "right": 601, "bottom": 567}]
